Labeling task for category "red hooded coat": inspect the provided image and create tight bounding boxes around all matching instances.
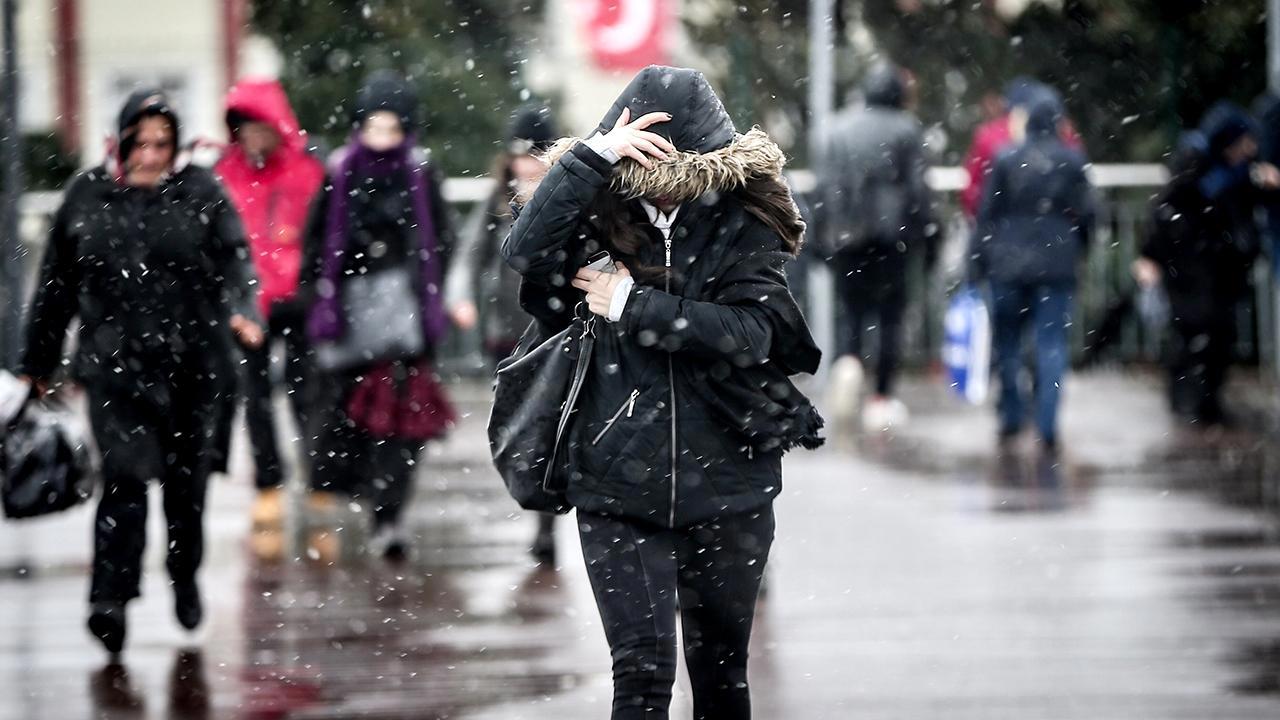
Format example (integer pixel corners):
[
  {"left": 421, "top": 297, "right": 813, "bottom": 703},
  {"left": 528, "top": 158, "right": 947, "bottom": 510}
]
[{"left": 215, "top": 79, "right": 324, "bottom": 319}]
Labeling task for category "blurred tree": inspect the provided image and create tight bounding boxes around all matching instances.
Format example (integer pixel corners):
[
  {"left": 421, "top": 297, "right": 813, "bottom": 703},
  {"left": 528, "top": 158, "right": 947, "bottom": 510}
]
[
  {"left": 251, "top": 0, "right": 548, "bottom": 176},
  {"left": 0, "top": 131, "right": 79, "bottom": 191},
  {"left": 684, "top": 0, "right": 1267, "bottom": 164}
]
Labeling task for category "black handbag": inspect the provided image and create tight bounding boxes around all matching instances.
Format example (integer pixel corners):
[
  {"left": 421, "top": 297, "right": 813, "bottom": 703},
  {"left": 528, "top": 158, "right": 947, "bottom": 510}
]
[
  {"left": 487, "top": 308, "right": 596, "bottom": 514},
  {"left": 2, "top": 398, "right": 96, "bottom": 519}
]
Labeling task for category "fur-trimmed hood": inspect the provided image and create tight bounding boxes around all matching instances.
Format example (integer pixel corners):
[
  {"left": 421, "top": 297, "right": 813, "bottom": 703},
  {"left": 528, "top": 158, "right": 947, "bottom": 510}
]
[{"left": 537, "top": 126, "right": 786, "bottom": 203}]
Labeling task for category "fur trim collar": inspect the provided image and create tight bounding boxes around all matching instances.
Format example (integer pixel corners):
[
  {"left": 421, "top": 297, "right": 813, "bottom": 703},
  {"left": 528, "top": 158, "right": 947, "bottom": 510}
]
[{"left": 539, "top": 127, "right": 786, "bottom": 203}]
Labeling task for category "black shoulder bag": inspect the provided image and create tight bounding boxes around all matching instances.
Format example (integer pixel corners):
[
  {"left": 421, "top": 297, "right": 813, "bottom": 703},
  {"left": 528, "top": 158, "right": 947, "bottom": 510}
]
[{"left": 487, "top": 306, "right": 596, "bottom": 514}]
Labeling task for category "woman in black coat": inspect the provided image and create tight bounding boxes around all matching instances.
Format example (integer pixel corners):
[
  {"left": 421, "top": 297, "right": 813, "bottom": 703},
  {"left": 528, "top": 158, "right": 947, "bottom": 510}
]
[
  {"left": 20, "top": 89, "right": 263, "bottom": 654},
  {"left": 503, "top": 66, "right": 823, "bottom": 720}
]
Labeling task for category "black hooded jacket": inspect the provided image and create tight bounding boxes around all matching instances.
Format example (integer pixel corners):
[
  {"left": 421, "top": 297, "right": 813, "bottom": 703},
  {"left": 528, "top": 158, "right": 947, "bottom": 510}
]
[
  {"left": 1142, "top": 126, "right": 1271, "bottom": 312},
  {"left": 502, "top": 66, "right": 822, "bottom": 528},
  {"left": 21, "top": 163, "right": 257, "bottom": 408}
]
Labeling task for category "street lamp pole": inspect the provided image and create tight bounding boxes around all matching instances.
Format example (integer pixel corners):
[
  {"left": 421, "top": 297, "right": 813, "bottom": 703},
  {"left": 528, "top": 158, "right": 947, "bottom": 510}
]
[
  {"left": 1272, "top": 0, "right": 1280, "bottom": 93},
  {"left": 808, "top": 0, "right": 836, "bottom": 377},
  {"left": 0, "top": 0, "right": 23, "bottom": 370}
]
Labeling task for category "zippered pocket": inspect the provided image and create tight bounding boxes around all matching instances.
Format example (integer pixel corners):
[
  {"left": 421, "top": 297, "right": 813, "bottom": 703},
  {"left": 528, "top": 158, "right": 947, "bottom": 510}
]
[{"left": 591, "top": 389, "right": 640, "bottom": 446}]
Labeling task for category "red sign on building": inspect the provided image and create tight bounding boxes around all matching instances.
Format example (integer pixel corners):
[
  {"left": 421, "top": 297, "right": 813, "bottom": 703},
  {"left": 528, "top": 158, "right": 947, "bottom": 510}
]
[{"left": 582, "top": 0, "right": 670, "bottom": 71}]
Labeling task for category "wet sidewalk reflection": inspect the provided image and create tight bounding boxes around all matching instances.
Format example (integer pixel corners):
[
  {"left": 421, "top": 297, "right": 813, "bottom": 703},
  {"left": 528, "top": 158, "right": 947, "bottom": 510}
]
[{"left": 0, "top": 371, "right": 1278, "bottom": 718}]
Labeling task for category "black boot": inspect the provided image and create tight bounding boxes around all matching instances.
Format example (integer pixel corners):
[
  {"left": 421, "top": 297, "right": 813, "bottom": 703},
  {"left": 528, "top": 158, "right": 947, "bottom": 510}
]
[
  {"left": 530, "top": 513, "right": 556, "bottom": 565},
  {"left": 88, "top": 601, "right": 127, "bottom": 654},
  {"left": 173, "top": 579, "right": 202, "bottom": 631}
]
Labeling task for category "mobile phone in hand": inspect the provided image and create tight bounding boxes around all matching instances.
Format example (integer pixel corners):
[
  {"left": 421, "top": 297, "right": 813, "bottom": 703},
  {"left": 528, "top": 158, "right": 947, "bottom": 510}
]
[{"left": 584, "top": 250, "right": 618, "bottom": 274}]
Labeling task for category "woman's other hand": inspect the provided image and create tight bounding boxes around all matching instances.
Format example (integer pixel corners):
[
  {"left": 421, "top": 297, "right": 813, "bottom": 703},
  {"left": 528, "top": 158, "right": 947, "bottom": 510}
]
[
  {"left": 595, "top": 108, "right": 677, "bottom": 170},
  {"left": 449, "top": 300, "right": 479, "bottom": 331},
  {"left": 1131, "top": 257, "right": 1162, "bottom": 289},
  {"left": 230, "top": 314, "right": 265, "bottom": 349},
  {"left": 572, "top": 262, "right": 633, "bottom": 318}
]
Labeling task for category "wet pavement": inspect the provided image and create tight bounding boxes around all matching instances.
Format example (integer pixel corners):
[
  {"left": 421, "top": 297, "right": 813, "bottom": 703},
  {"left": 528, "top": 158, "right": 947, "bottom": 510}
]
[{"left": 2, "top": 369, "right": 1280, "bottom": 719}]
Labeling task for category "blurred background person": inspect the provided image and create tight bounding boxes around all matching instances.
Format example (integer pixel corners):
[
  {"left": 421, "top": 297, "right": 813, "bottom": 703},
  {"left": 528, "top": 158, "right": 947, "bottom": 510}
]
[
  {"left": 214, "top": 78, "right": 325, "bottom": 562},
  {"left": 961, "top": 77, "right": 1083, "bottom": 221},
  {"left": 970, "top": 87, "right": 1094, "bottom": 453},
  {"left": 18, "top": 89, "right": 263, "bottom": 654},
  {"left": 444, "top": 103, "right": 560, "bottom": 564},
  {"left": 1134, "top": 103, "right": 1280, "bottom": 426},
  {"left": 300, "top": 71, "right": 457, "bottom": 562},
  {"left": 819, "top": 61, "right": 937, "bottom": 432}
]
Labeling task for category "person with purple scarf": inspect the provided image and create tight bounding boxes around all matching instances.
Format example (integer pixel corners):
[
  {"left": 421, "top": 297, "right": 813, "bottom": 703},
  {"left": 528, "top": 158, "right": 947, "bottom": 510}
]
[{"left": 299, "top": 71, "right": 456, "bottom": 561}]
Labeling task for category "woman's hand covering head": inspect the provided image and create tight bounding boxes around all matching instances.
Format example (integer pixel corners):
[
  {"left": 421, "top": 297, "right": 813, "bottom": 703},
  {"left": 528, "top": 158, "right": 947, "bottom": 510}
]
[{"left": 596, "top": 66, "right": 737, "bottom": 154}]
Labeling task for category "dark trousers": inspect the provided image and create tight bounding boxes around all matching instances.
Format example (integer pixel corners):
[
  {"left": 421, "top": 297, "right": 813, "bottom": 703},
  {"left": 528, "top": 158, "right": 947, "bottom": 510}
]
[
  {"left": 309, "top": 376, "right": 424, "bottom": 529},
  {"left": 577, "top": 507, "right": 775, "bottom": 720},
  {"left": 990, "top": 281, "right": 1073, "bottom": 443},
  {"left": 242, "top": 315, "right": 310, "bottom": 490},
  {"left": 1167, "top": 294, "right": 1236, "bottom": 423},
  {"left": 833, "top": 244, "right": 908, "bottom": 396},
  {"left": 86, "top": 389, "right": 213, "bottom": 603}
]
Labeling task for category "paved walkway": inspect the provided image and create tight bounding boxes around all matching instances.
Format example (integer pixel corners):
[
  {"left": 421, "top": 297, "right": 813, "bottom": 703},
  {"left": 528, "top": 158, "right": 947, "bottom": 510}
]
[{"left": 1, "top": 370, "right": 1279, "bottom": 719}]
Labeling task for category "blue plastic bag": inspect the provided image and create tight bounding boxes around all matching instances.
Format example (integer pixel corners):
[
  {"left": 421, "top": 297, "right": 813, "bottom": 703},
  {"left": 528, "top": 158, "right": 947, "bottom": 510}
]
[{"left": 942, "top": 285, "right": 991, "bottom": 405}]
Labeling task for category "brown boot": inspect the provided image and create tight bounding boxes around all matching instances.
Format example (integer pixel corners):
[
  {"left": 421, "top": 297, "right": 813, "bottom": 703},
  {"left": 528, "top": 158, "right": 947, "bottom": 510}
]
[
  {"left": 249, "top": 488, "right": 286, "bottom": 563},
  {"left": 305, "top": 492, "right": 341, "bottom": 565},
  {"left": 251, "top": 488, "right": 285, "bottom": 531}
]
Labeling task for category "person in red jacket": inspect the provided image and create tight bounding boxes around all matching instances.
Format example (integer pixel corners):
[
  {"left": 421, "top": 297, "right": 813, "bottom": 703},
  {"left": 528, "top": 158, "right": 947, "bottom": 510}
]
[
  {"left": 961, "top": 78, "right": 1083, "bottom": 219},
  {"left": 214, "top": 78, "right": 324, "bottom": 560}
]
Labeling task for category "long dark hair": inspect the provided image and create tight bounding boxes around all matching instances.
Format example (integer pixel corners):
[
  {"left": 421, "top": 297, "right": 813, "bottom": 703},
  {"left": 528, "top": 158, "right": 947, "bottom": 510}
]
[{"left": 594, "top": 175, "right": 805, "bottom": 283}]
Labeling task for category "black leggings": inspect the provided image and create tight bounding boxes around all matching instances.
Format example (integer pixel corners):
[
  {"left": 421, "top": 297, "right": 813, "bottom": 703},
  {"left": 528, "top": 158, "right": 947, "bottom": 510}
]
[{"left": 577, "top": 507, "right": 775, "bottom": 720}]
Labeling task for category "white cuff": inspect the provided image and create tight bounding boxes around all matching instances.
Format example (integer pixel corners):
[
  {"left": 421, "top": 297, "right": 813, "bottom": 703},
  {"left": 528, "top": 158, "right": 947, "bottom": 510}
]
[
  {"left": 583, "top": 133, "right": 621, "bottom": 165},
  {"left": 607, "top": 276, "right": 635, "bottom": 322}
]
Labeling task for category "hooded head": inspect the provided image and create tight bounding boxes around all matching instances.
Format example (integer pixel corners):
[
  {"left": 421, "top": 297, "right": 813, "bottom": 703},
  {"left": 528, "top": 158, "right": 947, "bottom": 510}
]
[
  {"left": 1023, "top": 86, "right": 1064, "bottom": 138},
  {"left": 1003, "top": 76, "right": 1042, "bottom": 113},
  {"left": 863, "top": 62, "right": 905, "bottom": 110},
  {"left": 543, "top": 65, "right": 785, "bottom": 207},
  {"left": 352, "top": 70, "right": 419, "bottom": 132},
  {"left": 1169, "top": 130, "right": 1209, "bottom": 179},
  {"left": 1199, "top": 101, "right": 1258, "bottom": 161},
  {"left": 596, "top": 65, "right": 737, "bottom": 154},
  {"left": 506, "top": 103, "right": 557, "bottom": 155},
  {"left": 225, "top": 78, "right": 306, "bottom": 155},
  {"left": 117, "top": 87, "right": 180, "bottom": 162}
]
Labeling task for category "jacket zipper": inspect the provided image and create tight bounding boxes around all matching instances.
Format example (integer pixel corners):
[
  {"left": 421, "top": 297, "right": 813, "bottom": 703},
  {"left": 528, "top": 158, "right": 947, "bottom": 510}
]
[
  {"left": 665, "top": 236, "right": 678, "bottom": 528},
  {"left": 591, "top": 388, "right": 639, "bottom": 445}
]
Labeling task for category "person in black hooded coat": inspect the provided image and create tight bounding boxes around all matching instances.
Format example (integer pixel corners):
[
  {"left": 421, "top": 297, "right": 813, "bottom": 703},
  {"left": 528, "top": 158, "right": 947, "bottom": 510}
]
[
  {"left": 1135, "top": 103, "right": 1280, "bottom": 424},
  {"left": 503, "top": 65, "right": 823, "bottom": 720},
  {"left": 19, "top": 89, "right": 263, "bottom": 654}
]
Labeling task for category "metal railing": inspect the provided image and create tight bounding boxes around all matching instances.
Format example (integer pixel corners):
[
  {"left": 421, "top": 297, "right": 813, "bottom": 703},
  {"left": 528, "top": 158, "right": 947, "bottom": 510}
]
[{"left": 17, "top": 164, "right": 1272, "bottom": 379}]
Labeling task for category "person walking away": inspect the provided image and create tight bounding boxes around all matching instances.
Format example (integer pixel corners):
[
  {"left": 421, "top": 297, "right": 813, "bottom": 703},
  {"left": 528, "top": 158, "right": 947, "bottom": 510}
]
[
  {"left": 19, "top": 89, "right": 264, "bottom": 654},
  {"left": 1134, "top": 103, "right": 1280, "bottom": 425},
  {"left": 970, "top": 87, "right": 1094, "bottom": 454},
  {"left": 300, "top": 71, "right": 457, "bottom": 562},
  {"left": 503, "top": 65, "right": 824, "bottom": 720},
  {"left": 444, "top": 103, "right": 561, "bottom": 564},
  {"left": 960, "top": 77, "right": 1084, "bottom": 221},
  {"left": 817, "top": 61, "right": 937, "bottom": 431},
  {"left": 214, "top": 78, "right": 325, "bottom": 561}
]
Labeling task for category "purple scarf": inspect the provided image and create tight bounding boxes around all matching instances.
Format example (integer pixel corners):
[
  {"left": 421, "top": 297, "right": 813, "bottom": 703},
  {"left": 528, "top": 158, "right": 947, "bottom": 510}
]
[{"left": 307, "top": 136, "right": 448, "bottom": 346}]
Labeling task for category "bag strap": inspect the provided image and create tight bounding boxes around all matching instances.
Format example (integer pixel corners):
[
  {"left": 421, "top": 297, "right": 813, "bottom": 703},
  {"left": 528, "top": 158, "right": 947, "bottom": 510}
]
[{"left": 542, "top": 308, "right": 596, "bottom": 491}]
